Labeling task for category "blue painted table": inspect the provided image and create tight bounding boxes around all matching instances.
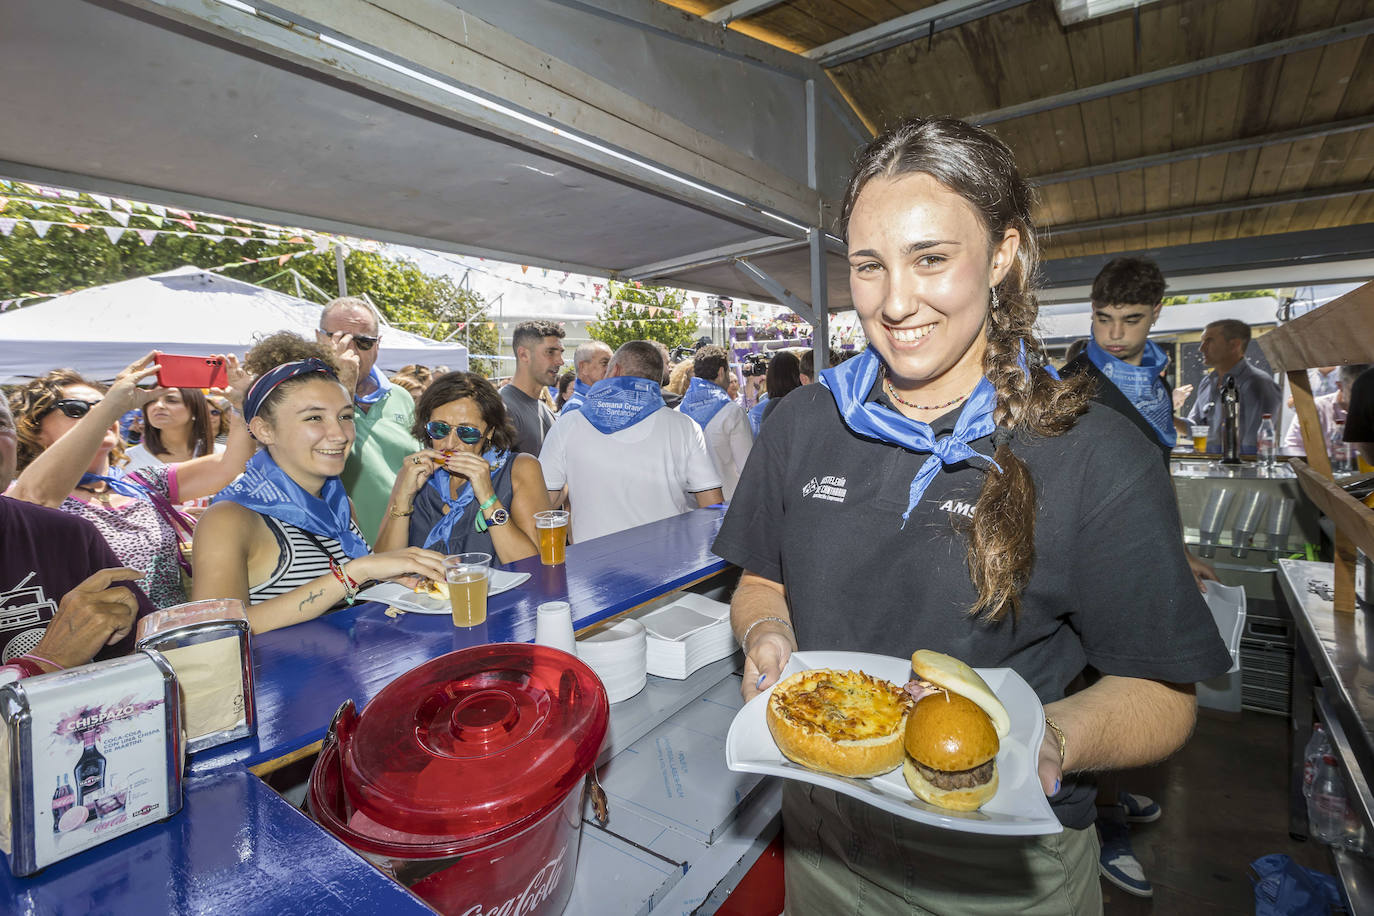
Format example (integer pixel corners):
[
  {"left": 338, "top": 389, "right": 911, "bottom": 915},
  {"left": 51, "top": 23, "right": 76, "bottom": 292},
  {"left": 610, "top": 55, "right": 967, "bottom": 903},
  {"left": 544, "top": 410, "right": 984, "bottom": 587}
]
[
  {"left": 1, "top": 766, "right": 435, "bottom": 915},
  {"left": 190, "top": 506, "right": 728, "bottom": 776}
]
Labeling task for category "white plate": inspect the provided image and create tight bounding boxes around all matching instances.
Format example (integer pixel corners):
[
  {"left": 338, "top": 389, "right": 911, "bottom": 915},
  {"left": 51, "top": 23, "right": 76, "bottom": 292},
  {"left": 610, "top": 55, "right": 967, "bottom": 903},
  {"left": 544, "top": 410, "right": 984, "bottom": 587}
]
[
  {"left": 359, "top": 570, "right": 531, "bottom": 615},
  {"left": 725, "top": 650, "right": 1061, "bottom": 836}
]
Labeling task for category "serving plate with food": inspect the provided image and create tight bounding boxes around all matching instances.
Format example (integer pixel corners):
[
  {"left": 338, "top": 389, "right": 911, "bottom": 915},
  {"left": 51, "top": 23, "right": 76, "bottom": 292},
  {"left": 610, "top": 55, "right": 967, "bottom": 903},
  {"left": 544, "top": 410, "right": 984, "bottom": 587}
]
[
  {"left": 359, "top": 571, "right": 531, "bottom": 615},
  {"left": 724, "top": 649, "right": 1062, "bottom": 836}
]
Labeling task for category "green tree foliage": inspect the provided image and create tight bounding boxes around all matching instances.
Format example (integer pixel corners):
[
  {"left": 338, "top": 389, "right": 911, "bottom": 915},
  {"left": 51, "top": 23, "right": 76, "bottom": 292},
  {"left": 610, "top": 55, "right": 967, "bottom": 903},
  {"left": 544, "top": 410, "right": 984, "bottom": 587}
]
[
  {"left": 0, "top": 188, "right": 498, "bottom": 375},
  {"left": 586, "top": 281, "right": 701, "bottom": 351},
  {"left": 1162, "top": 289, "right": 1276, "bottom": 306}
]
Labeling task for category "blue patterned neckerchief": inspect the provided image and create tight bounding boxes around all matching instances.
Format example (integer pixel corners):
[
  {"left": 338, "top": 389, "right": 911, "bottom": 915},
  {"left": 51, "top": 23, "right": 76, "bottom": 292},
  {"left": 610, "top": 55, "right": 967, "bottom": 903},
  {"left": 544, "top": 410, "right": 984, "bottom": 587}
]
[
  {"left": 679, "top": 377, "right": 734, "bottom": 430},
  {"left": 1084, "top": 338, "right": 1177, "bottom": 448},
  {"left": 421, "top": 449, "right": 510, "bottom": 549},
  {"left": 211, "top": 450, "right": 369, "bottom": 557},
  {"left": 579, "top": 376, "right": 665, "bottom": 434}
]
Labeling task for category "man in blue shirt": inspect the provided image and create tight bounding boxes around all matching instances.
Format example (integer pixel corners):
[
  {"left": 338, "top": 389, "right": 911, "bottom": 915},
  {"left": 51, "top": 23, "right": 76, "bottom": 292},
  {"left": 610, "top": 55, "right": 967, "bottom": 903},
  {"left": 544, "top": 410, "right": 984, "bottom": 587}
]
[{"left": 1187, "top": 319, "right": 1282, "bottom": 455}]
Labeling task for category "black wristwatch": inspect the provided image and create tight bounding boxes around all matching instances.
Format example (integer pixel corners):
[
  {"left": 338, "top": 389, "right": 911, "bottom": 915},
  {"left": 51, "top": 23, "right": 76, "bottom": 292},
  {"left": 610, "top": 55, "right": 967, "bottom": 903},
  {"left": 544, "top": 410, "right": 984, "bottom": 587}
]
[{"left": 485, "top": 507, "right": 510, "bottom": 528}]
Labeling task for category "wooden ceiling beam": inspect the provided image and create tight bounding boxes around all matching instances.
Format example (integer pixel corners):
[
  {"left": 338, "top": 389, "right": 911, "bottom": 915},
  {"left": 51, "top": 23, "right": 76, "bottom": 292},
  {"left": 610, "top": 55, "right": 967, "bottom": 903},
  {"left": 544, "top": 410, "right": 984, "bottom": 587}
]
[
  {"left": 1029, "top": 116, "right": 1374, "bottom": 186},
  {"left": 1044, "top": 183, "right": 1374, "bottom": 236},
  {"left": 970, "top": 17, "right": 1374, "bottom": 125},
  {"left": 805, "top": 0, "right": 1034, "bottom": 68},
  {"left": 702, "top": 0, "right": 790, "bottom": 26}
]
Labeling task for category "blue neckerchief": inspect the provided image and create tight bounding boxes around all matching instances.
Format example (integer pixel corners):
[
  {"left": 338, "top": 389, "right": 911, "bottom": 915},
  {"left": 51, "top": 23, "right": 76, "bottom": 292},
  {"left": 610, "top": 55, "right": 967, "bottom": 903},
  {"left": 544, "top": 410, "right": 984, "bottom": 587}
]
[
  {"left": 820, "top": 348, "right": 1006, "bottom": 527},
  {"left": 748, "top": 397, "right": 768, "bottom": 437},
  {"left": 580, "top": 376, "right": 665, "bottom": 434},
  {"left": 1085, "top": 338, "right": 1177, "bottom": 448},
  {"left": 679, "top": 377, "right": 734, "bottom": 429},
  {"left": 211, "top": 450, "right": 369, "bottom": 558},
  {"left": 354, "top": 365, "right": 390, "bottom": 407},
  {"left": 422, "top": 449, "right": 510, "bottom": 550},
  {"left": 561, "top": 379, "right": 593, "bottom": 415},
  {"left": 79, "top": 470, "right": 152, "bottom": 502}
]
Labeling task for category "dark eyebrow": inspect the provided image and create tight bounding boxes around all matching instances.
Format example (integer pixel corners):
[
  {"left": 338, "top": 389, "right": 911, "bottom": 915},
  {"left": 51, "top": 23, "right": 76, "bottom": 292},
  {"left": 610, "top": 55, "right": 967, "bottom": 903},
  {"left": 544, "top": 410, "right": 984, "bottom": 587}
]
[
  {"left": 848, "top": 240, "right": 960, "bottom": 259},
  {"left": 295, "top": 405, "right": 333, "bottom": 413}
]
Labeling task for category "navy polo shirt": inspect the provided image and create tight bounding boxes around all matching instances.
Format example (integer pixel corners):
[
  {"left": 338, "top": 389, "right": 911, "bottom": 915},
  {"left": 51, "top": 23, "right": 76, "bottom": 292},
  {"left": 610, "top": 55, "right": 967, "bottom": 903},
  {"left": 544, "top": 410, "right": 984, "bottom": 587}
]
[{"left": 713, "top": 381, "right": 1231, "bottom": 829}]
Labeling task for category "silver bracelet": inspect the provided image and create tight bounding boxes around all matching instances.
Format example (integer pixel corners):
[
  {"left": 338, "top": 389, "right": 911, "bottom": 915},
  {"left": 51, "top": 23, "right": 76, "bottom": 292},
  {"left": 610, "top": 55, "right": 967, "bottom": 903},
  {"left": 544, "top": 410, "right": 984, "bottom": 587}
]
[{"left": 740, "top": 615, "right": 793, "bottom": 652}]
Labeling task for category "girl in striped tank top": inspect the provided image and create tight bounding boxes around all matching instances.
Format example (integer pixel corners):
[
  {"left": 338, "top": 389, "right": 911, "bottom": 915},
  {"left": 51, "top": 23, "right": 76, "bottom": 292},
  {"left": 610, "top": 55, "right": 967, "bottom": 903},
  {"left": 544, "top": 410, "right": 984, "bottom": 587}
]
[{"left": 191, "top": 340, "right": 446, "bottom": 634}]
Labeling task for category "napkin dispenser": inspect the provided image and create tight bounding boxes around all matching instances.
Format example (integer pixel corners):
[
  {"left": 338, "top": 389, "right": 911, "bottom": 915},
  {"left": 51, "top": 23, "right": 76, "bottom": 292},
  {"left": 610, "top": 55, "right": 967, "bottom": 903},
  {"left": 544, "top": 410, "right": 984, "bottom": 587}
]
[
  {"left": 0, "top": 651, "right": 183, "bottom": 876},
  {"left": 136, "top": 599, "right": 255, "bottom": 754}
]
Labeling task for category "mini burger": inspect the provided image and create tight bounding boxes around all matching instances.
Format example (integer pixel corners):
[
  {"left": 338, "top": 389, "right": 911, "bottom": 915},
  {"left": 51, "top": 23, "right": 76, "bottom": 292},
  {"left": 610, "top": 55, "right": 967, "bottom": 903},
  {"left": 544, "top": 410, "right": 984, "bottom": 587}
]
[
  {"left": 901, "top": 649, "right": 1011, "bottom": 812},
  {"left": 413, "top": 579, "right": 450, "bottom": 599}
]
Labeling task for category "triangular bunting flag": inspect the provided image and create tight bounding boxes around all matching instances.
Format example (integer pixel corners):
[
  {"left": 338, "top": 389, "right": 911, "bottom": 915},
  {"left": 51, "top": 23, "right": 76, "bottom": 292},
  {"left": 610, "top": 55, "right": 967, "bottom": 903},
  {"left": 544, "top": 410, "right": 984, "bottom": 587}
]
[
  {"left": 521, "top": 265, "right": 529, "bottom": 274},
  {"left": 111, "top": 211, "right": 131, "bottom": 226},
  {"left": 30, "top": 220, "right": 51, "bottom": 238},
  {"left": 0, "top": 197, "right": 8, "bottom": 211},
  {"left": 149, "top": 204, "right": 166, "bottom": 217},
  {"left": 0, "top": 218, "right": 14, "bottom": 236},
  {"left": 167, "top": 207, "right": 189, "bottom": 218},
  {"left": 692, "top": 297, "right": 700, "bottom": 306},
  {"left": 71, "top": 223, "right": 91, "bottom": 233},
  {"left": 205, "top": 223, "right": 224, "bottom": 234},
  {"left": 113, "top": 198, "right": 133, "bottom": 212},
  {"left": 102, "top": 226, "right": 124, "bottom": 244},
  {"left": 146, "top": 215, "right": 164, "bottom": 228},
  {"left": 90, "top": 194, "right": 111, "bottom": 210},
  {"left": 135, "top": 229, "right": 157, "bottom": 245},
  {"left": 70, "top": 206, "right": 91, "bottom": 216},
  {"left": 278, "top": 253, "right": 292, "bottom": 265}
]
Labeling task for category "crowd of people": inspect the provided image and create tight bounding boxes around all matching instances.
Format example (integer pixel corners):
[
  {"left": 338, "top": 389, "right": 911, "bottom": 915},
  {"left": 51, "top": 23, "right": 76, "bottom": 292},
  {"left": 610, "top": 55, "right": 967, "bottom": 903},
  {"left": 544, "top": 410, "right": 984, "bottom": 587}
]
[{"left": 3, "top": 114, "right": 1371, "bottom": 914}]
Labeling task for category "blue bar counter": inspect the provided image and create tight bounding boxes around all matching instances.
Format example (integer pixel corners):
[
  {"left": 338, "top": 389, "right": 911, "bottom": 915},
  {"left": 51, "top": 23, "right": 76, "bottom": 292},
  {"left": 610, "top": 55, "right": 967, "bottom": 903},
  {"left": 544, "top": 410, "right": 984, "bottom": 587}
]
[{"left": 3, "top": 508, "right": 735, "bottom": 913}]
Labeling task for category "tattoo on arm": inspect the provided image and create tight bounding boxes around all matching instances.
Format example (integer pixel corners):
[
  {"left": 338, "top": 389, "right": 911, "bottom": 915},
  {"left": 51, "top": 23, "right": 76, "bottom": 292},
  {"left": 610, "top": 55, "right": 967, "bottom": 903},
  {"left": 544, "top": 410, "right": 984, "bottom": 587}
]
[{"left": 298, "top": 588, "right": 325, "bottom": 614}]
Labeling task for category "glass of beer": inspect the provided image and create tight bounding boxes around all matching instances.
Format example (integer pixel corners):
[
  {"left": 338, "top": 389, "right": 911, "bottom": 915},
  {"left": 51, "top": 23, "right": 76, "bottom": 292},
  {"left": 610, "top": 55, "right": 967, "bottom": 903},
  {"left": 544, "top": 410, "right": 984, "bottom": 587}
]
[
  {"left": 534, "top": 511, "right": 569, "bottom": 566},
  {"left": 443, "top": 552, "right": 491, "bottom": 627},
  {"left": 1190, "top": 425, "right": 1210, "bottom": 453}
]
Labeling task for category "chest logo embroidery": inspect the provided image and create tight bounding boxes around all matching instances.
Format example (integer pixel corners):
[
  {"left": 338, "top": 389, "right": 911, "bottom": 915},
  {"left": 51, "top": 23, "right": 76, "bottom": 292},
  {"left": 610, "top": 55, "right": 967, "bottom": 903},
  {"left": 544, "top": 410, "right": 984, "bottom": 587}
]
[
  {"left": 803, "top": 475, "right": 847, "bottom": 503},
  {"left": 938, "top": 499, "right": 976, "bottom": 519}
]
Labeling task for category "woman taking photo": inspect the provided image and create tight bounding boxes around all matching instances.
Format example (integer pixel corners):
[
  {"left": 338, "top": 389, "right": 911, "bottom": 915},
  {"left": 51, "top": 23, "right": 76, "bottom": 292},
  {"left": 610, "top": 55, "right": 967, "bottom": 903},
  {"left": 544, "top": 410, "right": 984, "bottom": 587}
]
[
  {"left": 8, "top": 353, "right": 254, "bottom": 609},
  {"left": 713, "top": 117, "right": 1230, "bottom": 914},
  {"left": 376, "top": 371, "right": 549, "bottom": 563},
  {"left": 191, "top": 336, "right": 446, "bottom": 634},
  {"left": 124, "top": 387, "right": 224, "bottom": 472}
]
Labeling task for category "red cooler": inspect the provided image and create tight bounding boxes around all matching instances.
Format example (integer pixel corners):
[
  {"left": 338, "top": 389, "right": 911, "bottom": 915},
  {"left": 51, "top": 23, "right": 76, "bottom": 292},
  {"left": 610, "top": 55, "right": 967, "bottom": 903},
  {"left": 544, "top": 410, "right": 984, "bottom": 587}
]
[{"left": 308, "top": 643, "right": 609, "bottom": 916}]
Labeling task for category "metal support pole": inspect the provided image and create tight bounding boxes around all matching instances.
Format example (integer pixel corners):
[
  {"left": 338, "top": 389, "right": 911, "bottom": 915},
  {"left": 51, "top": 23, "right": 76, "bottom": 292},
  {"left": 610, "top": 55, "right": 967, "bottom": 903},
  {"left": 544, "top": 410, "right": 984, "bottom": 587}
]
[
  {"left": 334, "top": 244, "right": 348, "bottom": 298},
  {"left": 811, "top": 229, "right": 829, "bottom": 370}
]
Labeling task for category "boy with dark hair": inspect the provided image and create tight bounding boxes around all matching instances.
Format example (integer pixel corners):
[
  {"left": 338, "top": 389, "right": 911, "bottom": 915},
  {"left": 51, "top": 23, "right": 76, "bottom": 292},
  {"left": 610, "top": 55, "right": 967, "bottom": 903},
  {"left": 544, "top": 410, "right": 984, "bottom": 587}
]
[{"left": 501, "top": 320, "right": 565, "bottom": 456}]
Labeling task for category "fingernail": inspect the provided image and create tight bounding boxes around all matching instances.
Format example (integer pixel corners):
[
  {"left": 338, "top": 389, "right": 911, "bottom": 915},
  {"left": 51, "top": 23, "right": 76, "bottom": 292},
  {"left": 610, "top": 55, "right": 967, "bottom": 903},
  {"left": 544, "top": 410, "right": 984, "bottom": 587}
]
[
  {"left": 1053, "top": 779, "right": 1060, "bottom": 794},
  {"left": 756, "top": 674, "right": 767, "bottom": 689}
]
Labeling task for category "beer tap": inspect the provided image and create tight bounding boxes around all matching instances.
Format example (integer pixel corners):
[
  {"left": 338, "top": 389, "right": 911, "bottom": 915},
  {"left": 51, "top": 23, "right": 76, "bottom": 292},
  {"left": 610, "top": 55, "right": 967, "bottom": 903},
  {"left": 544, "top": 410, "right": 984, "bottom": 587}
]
[{"left": 1220, "top": 376, "right": 1241, "bottom": 465}]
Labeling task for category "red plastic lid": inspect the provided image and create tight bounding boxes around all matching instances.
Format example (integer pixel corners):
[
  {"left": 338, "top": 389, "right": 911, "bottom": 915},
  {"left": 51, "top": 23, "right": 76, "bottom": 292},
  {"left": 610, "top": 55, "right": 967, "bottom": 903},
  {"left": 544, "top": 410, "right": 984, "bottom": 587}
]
[{"left": 339, "top": 643, "right": 608, "bottom": 843}]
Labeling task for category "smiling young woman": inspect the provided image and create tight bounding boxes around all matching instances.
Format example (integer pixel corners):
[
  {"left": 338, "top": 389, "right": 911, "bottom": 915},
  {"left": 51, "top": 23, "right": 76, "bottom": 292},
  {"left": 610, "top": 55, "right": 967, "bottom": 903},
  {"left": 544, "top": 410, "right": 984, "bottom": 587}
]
[{"left": 713, "top": 117, "right": 1234, "bottom": 915}]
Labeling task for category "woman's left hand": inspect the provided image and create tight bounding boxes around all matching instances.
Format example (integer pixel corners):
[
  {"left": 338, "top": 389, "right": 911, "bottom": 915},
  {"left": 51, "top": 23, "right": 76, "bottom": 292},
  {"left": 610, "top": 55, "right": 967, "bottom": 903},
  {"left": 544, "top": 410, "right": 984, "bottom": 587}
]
[
  {"left": 210, "top": 354, "right": 250, "bottom": 409},
  {"left": 443, "top": 451, "right": 495, "bottom": 500}
]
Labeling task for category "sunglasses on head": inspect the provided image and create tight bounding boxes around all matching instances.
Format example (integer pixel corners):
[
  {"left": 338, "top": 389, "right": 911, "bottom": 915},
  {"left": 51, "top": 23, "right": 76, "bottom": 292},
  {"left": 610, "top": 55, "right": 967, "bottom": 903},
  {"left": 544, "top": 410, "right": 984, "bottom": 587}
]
[
  {"left": 318, "top": 328, "right": 380, "bottom": 351},
  {"left": 49, "top": 398, "right": 101, "bottom": 420},
  {"left": 425, "top": 421, "right": 483, "bottom": 444}
]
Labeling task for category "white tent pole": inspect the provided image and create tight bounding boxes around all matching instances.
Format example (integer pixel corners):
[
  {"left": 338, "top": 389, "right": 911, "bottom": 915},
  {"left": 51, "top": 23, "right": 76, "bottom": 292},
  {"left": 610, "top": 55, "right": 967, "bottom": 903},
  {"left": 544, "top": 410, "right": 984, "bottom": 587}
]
[{"left": 334, "top": 243, "right": 348, "bottom": 297}]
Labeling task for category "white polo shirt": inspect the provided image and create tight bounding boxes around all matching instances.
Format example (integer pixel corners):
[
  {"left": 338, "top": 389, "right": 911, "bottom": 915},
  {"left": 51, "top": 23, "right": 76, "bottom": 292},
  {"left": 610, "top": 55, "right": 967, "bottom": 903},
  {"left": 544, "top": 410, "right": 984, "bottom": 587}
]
[
  {"left": 696, "top": 401, "right": 753, "bottom": 502},
  {"left": 539, "top": 408, "right": 722, "bottom": 543}
]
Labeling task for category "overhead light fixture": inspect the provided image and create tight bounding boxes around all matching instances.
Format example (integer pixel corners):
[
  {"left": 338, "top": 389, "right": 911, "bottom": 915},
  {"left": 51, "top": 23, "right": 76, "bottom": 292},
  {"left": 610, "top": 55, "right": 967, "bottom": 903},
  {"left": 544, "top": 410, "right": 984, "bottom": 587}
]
[{"left": 1054, "top": 0, "right": 1161, "bottom": 25}]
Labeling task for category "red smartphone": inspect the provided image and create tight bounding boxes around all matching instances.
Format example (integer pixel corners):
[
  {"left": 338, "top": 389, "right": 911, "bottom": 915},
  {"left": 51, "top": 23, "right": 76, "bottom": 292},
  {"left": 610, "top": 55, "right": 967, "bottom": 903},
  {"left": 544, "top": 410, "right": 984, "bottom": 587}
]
[{"left": 155, "top": 354, "right": 228, "bottom": 389}]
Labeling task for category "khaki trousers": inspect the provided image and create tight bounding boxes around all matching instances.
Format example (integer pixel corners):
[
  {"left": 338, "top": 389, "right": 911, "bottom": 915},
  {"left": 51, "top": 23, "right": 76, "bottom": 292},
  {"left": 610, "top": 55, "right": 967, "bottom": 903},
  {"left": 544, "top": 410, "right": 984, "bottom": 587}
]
[{"left": 782, "top": 783, "right": 1103, "bottom": 916}]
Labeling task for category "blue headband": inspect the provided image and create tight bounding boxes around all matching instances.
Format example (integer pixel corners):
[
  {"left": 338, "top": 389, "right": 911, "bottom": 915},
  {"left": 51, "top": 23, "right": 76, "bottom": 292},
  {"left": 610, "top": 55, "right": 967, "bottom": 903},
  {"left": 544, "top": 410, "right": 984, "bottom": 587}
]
[{"left": 243, "top": 358, "right": 337, "bottom": 422}]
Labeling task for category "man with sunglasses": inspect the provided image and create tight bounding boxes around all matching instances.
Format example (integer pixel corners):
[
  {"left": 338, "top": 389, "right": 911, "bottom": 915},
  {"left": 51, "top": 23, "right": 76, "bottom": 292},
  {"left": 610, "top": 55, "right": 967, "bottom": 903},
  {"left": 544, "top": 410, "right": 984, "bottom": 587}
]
[{"left": 317, "top": 297, "right": 417, "bottom": 541}]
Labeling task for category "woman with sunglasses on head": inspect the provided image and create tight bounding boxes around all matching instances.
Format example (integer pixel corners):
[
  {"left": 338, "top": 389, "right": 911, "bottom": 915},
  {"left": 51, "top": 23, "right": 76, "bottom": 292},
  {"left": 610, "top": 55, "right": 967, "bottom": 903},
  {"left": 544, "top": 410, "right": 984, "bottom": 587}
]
[
  {"left": 376, "top": 371, "right": 550, "bottom": 563},
  {"left": 713, "top": 118, "right": 1232, "bottom": 914},
  {"left": 7, "top": 353, "right": 255, "bottom": 609},
  {"left": 191, "top": 334, "right": 446, "bottom": 634},
  {"left": 124, "top": 387, "right": 225, "bottom": 473}
]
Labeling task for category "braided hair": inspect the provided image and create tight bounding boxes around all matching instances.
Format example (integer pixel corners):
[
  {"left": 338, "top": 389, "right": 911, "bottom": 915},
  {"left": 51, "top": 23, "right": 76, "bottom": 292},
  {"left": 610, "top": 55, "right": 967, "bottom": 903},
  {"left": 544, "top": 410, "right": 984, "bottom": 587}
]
[{"left": 840, "top": 116, "right": 1092, "bottom": 621}]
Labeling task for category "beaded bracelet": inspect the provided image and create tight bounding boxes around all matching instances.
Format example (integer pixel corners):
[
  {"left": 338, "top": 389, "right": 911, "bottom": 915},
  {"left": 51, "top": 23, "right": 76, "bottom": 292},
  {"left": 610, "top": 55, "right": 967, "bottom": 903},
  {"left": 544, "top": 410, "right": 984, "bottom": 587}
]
[
  {"left": 739, "top": 616, "right": 794, "bottom": 653},
  {"left": 327, "top": 557, "right": 361, "bottom": 605}
]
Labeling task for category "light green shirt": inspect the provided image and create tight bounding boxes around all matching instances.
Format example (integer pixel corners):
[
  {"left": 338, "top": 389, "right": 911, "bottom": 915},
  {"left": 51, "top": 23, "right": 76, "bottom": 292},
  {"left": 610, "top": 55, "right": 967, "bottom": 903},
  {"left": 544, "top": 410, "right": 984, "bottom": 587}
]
[{"left": 342, "top": 382, "right": 416, "bottom": 544}]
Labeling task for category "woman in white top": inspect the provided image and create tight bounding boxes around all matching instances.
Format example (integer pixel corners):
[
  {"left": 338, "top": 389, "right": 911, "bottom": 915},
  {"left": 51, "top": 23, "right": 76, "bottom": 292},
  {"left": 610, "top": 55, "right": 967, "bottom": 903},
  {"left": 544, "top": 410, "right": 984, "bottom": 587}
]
[{"left": 124, "top": 387, "right": 225, "bottom": 472}]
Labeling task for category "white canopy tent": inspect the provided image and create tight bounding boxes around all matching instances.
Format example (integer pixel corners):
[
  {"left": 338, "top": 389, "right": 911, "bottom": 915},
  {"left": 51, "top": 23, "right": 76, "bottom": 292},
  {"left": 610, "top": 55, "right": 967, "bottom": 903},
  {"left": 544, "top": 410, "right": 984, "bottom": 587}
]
[{"left": 0, "top": 266, "right": 467, "bottom": 384}]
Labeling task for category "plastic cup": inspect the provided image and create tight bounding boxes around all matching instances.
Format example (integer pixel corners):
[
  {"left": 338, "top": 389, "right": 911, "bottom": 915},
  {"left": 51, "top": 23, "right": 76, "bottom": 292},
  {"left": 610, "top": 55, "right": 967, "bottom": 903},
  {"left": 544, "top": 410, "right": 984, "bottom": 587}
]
[
  {"left": 1191, "top": 425, "right": 1210, "bottom": 453},
  {"left": 535, "top": 601, "right": 577, "bottom": 654},
  {"left": 443, "top": 553, "right": 491, "bottom": 627},
  {"left": 534, "top": 511, "right": 569, "bottom": 566}
]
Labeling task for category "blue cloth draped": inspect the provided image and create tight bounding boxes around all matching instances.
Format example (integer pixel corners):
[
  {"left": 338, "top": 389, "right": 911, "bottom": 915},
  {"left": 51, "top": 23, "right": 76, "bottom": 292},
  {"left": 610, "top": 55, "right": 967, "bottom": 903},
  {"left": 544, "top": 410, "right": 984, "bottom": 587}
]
[
  {"left": 819, "top": 348, "right": 1004, "bottom": 526},
  {"left": 1084, "top": 338, "right": 1177, "bottom": 448},
  {"left": 561, "top": 379, "right": 593, "bottom": 415},
  {"left": 420, "top": 449, "right": 510, "bottom": 550},
  {"left": 579, "top": 377, "right": 665, "bottom": 434},
  {"left": 211, "top": 450, "right": 369, "bottom": 557},
  {"left": 679, "top": 377, "right": 734, "bottom": 430},
  {"left": 353, "top": 365, "right": 390, "bottom": 407}
]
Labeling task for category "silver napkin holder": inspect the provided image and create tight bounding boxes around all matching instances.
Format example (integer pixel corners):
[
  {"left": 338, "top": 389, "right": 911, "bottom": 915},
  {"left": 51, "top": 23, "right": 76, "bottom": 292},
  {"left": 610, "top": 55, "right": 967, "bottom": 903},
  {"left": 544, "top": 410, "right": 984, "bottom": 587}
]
[
  {"left": 1, "top": 651, "right": 183, "bottom": 876},
  {"left": 135, "top": 599, "right": 256, "bottom": 754}
]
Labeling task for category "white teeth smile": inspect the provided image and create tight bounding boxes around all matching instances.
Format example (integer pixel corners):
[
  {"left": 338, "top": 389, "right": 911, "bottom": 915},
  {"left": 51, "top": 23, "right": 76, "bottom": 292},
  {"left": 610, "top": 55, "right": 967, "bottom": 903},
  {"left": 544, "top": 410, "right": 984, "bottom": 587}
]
[{"left": 888, "top": 324, "right": 934, "bottom": 343}]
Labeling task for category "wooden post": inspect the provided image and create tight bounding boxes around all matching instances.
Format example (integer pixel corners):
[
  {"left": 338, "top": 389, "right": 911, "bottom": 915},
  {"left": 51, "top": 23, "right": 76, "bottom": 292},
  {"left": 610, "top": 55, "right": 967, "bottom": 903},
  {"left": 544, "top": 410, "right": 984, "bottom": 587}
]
[{"left": 1286, "top": 368, "right": 1333, "bottom": 478}]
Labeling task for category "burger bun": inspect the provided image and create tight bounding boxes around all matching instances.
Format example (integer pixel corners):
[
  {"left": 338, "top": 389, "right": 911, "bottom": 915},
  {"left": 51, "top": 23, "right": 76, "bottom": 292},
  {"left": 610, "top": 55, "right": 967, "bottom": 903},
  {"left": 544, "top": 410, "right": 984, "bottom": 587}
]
[
  {"left": 911, "top": 649, "right": 1010, "bottom": 739},
  {"left": 902, "top": 756, "right": 999, "bottom": 812}
]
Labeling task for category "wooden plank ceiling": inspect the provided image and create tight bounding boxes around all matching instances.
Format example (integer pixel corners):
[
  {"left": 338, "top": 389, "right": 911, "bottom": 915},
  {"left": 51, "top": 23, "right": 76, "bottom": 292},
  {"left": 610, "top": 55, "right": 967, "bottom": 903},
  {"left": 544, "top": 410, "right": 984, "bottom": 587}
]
[{"left": 658, "top": 0, "right": 1374, "bottom": 266}]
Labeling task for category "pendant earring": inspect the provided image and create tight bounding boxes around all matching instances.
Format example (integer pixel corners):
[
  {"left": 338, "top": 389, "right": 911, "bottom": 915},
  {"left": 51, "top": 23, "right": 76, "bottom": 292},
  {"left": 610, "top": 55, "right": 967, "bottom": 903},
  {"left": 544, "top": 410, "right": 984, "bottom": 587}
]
[{"left": 990, "top": 287, "right": 1000, "bottom": 310}]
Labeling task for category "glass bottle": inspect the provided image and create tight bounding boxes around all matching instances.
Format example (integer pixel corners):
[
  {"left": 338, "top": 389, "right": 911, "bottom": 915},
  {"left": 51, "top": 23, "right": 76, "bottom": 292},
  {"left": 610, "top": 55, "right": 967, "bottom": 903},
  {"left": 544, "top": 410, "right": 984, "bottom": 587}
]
[{"left": 73, "top": 731, "right": 106, "bottom": 808}]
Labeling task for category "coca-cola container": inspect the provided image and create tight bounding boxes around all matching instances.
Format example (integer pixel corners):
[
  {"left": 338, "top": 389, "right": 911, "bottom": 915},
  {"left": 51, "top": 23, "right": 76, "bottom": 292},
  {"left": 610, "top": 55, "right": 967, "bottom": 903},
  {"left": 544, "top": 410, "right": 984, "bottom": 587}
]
[{"left": 308, "top": 644, "right": 609, "bottom": 916}]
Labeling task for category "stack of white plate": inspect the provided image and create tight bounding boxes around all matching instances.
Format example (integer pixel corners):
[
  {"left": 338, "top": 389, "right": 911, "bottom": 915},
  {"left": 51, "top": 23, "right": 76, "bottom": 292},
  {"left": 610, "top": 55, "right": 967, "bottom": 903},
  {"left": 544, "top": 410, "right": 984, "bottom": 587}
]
[
  {"left": 640, "top": 594, "right": 735, "bottom": 680},
  {"left": 576, "top": 618, "right": 647, "bottom": 703}
]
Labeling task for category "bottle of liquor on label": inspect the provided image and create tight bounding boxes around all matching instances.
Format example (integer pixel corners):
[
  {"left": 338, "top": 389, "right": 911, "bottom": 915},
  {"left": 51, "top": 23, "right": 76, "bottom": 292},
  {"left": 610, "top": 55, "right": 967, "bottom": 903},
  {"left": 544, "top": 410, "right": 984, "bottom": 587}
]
[
  {"left": 51, "top": 774, "right": 74, "bottom": 833},
  {"left": 73, "top": 731, "right": 107, "bottom": 808}
]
